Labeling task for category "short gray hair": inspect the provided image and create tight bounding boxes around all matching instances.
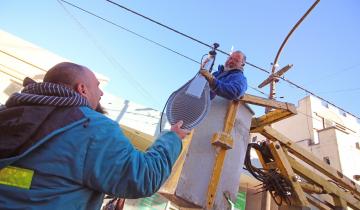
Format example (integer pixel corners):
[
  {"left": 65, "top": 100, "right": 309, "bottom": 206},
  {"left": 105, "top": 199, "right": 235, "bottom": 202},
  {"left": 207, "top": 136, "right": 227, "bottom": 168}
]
[{"left": 233, "top": 50, "right": 246, "bottom": 70}]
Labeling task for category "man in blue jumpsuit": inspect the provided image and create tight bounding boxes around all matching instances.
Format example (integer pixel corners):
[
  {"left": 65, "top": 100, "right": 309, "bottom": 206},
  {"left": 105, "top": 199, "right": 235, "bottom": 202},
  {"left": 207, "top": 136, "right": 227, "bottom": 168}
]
[
  {"left": 200, "top": 50, "right": 247, "bottom": 100},
  {"left": 0, "top": 62, "right": 189, "bottom": 210}
]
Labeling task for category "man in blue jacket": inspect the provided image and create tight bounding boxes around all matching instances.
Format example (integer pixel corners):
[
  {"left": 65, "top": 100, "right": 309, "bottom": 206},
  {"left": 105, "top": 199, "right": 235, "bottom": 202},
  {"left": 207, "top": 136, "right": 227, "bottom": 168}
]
[
  {"left": 0, "top": 62, "right": 189, "bottom": 210},
  {"left": 200, "top": 50, "right": 248, "bottom": 100}
]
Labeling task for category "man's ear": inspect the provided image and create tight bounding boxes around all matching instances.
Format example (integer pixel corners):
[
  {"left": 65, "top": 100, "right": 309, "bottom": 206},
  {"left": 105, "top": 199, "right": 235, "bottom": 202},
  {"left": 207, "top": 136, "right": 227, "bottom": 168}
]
[{"left": 75, "top": 83, "right": 87, "bottom": 97}]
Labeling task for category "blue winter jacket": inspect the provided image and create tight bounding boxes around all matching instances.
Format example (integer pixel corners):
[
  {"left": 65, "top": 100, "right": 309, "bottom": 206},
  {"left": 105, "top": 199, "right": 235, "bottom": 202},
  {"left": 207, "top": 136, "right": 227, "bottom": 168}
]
[
  {"left": 211, "top": 65, "right": 247, "bottom": 100},
  {"left": 0, "top": 106, "right": 182, "bottom": 210}
]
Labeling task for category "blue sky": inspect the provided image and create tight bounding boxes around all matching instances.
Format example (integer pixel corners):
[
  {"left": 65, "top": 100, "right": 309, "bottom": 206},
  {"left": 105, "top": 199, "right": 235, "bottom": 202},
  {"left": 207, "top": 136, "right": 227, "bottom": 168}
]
[{"left": 1, "top": 0, "right": 359, "bottom": 118}]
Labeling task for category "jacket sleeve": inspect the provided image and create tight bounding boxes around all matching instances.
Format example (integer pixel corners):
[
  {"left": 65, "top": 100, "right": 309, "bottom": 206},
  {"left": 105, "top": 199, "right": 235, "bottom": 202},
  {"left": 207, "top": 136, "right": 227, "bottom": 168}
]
[
  {"left": 212, "top": 73, "right": 247, "bottom": 100},
  {"left": 82, "top": 120, "right": 182, "bottom": 198}
]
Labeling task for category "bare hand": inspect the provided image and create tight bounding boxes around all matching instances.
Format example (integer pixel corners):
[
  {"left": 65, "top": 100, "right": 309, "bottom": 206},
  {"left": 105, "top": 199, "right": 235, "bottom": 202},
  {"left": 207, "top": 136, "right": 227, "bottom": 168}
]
[{"left": 170, "top": 121, "right": 190, "bottom": 139}]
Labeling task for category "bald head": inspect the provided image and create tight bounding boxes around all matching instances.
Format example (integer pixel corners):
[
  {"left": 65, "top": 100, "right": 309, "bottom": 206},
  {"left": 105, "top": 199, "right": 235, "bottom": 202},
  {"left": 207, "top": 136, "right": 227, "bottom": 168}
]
[
  {"left": 44, "top": 62, "right": 104, "bottom": 109},
  {"left": 44, "top": 62, "right": 87, "bottom": 88}
]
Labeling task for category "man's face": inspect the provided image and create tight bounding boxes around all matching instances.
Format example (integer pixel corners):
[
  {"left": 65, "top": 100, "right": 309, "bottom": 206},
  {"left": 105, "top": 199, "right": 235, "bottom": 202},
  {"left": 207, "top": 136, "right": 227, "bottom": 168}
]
[
  {"left": 225, "top": 52, "right": 244, "bottom": 70},
  {"left": 83, "top": 69, "right": 104, "bottom": 110}
]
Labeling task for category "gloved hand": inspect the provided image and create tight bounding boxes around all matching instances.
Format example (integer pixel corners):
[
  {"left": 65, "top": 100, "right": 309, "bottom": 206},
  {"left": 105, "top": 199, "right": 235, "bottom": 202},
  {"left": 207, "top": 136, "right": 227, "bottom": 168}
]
[{"left": 199, "top": 69, "right": 215, "bottom": 86}]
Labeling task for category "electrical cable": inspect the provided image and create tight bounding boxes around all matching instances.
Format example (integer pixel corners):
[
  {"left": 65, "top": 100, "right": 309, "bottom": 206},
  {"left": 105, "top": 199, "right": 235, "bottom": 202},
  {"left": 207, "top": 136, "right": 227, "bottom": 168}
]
[
  {"left": 60, "top": 0, "right": 268, "bottom": 134},
  {"left": 244, "top": 142, "right": 293, "bottom": 206},
  {"left": 0, "top": 49, "right": 47, "bottom": 72},
  {"left": 304, "top": 63, "right": 360, "bottom": 85},
  {"left": 291, "top": 108, "right": 360, "bottom": 141},
  {"left": 58, "top": 0, "right": 200, "bottom": 65},
  {"left": 105, "top": 0, "right": 360, "bottom": 120},
  {"left": 316, "top": 87, "right": 360, "bottom": 95},
  {"left": 58, "top": 0, "right": 267, "bottom": 102},
  {"left": 56, "top": 0, "right": 276, "bottom": 99},
  {"left": 104, "top": 0, "right": 269, "bottom": 73},
  {"left": 281, "top": 77, "right": 360, "bottom": 120},
  {"left": 266, "top": 0, "right": 319, "bottom": 114},
  {"left": 60, "top": 0, "right": 360, "bottom": 120},
  {"left": 249, "top": 86, "right": 268, "bottom": 97},
  {"left": 104, "top": 0, "right": 359, "bottom": 120},
  {"left": 57, "top": 0, "right": 159, "bottom": 105},
  {"left": 105, "top": 1, "right": 218, "bottom": 53}
]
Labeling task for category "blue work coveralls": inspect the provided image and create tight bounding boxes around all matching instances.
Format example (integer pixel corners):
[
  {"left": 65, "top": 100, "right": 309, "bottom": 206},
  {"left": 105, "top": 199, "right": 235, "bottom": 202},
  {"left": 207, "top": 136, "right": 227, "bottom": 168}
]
[{"left": 211, "top": 65, "right": 248, "bottom": 100}]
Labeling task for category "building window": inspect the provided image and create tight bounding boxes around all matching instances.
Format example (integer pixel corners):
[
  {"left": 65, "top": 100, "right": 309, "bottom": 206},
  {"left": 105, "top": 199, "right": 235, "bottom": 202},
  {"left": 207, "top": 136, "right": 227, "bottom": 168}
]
[
  {"left": 323, "top": 156, "right": 331, "bottom": 165},
  {"left": 338, "top": 109, "right": 347, "bottom": 117},
  {"left": 313, "top": 113, "right": 325, "bottom": 130},
  {"left": 335, "top": 123, "right": 348, "bottom": 133},
  {"left": 321, "top": 101, "right": 329, "bottom": 108},
  {"left": 312, "top": 130, "right": 320, "bottom": 145},
  {"left": 320, "top": 117, "right": 325, "bottom": 130},
  {"left": 251, "top": 136, "right": 257, "bottom": 143}
]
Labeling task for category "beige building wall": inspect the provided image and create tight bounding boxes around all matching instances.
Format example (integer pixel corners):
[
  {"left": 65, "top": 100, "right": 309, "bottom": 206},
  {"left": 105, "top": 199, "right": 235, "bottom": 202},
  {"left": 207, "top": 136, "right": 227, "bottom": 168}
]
[
  {"left": 0, "top": 29, "right": 109, "bottom": 105},
  {"left": 315, "top": 128, "right": 342, "bottom": 170},
  {"left": 336, "top": 128, "right": 360, "bottom": 181},
  {"left": 251, "top": 95, "right": 360, "bottom": 184},
  {"left": 272, "top": 97, "right": 315, "bottom": 143}
]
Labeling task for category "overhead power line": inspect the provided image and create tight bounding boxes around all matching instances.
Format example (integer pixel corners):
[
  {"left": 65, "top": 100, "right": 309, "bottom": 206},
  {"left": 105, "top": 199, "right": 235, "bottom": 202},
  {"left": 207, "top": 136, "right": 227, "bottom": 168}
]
[
  {"left": 58, "top": 0, "right": 199, "bottom": 65},
  {"left": 304, "top": 63, "right": 360, "bottom": 85},
  {"left": 104, "top": 0, "right": 270, "bottom": 73},
  {"left": 57, "top": 0, "right": 160, "bottom": 105},
  {"left": 60, "top": 0, "right": 360, "bottom": 120},
  {"left": 0, "top": 49, "right": 47, "bottom": 72},
  {"left": 58, "top": 0, "right": 267, "bottom": 97},
  {"left": 316, "top": 87, "right": 360, "bottom": 94},
  {"left": 280, "top": 76, "right": 360, "bottom": 120},
  {"left": 105, "top": 0, "right": 360, "bottom": 120}
]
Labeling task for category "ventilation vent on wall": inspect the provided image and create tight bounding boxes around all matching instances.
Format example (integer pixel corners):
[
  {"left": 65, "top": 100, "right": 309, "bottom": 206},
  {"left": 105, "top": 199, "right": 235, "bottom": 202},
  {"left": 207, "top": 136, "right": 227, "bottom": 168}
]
[
  {"left": 324, "top": 119, "right": 335, "bottom": 128},
  {"left": 323, "top": 156, "right": 331, "bottom": 165},
  {"left": 251, "top": 136, "right": 257, "bottom": 143}
]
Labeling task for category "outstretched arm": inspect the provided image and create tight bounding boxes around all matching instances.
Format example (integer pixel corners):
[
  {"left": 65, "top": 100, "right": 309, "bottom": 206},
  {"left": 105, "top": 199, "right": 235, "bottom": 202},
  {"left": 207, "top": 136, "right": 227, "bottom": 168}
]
[{"left": 83, "top": 120, "right": 187, "bottom": 198}]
